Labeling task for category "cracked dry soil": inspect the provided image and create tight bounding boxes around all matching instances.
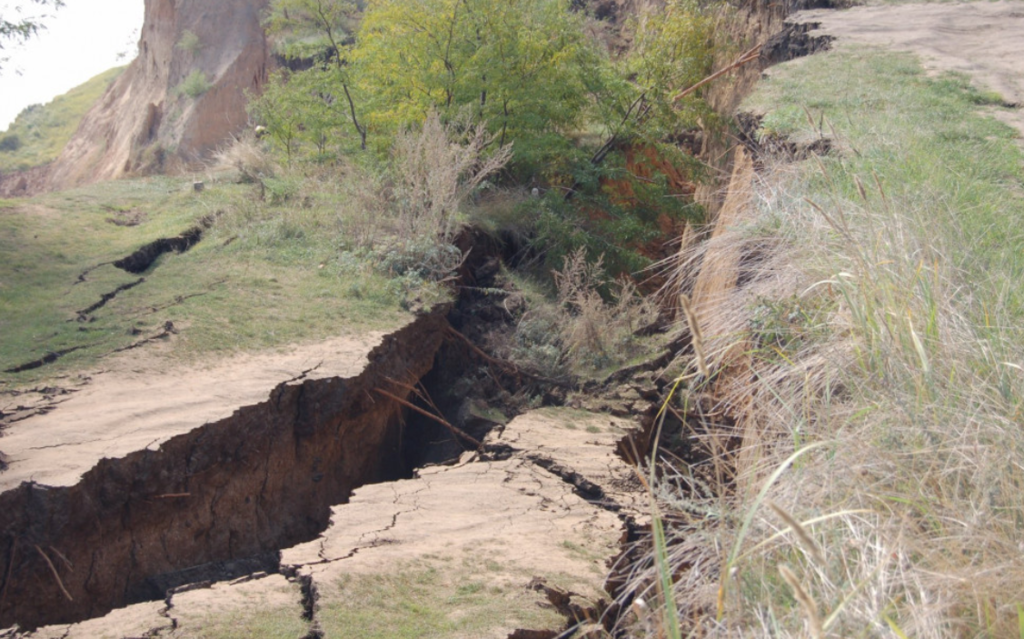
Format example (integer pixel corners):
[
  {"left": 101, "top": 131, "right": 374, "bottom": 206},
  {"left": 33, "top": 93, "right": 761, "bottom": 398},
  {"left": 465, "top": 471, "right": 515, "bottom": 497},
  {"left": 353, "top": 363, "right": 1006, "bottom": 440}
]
[
  {"left": 19, "top": 409, "right": 643, "bottom": 639},
  {"left": 1, "top": 297, "right": 647, "bottom": 638},
  {"left": 0, "top": 311, "right": 443, "bottom": 632}
]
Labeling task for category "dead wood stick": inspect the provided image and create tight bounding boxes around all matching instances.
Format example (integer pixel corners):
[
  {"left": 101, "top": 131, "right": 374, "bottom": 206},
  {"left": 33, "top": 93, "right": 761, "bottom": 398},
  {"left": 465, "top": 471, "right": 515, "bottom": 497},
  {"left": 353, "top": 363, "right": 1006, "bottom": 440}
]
[
  {"left": 0, "top": 537, "right": 16, "bottom": 618},
  {"left": 48, "top": 546, "right": 73, "bottom": 571},
  {"left": 446, "top": 326, "right": 518, "bottom": 372},
  {"left": 383, "top": 377, "right": 436, "bottom": 410},
  {"left": 445, "top": 326, "right": 570, "bottom": 387},
  {"left": 373, "top": 388, "right": 483, "bottom": 450},
  {"left": 672, "top": 44, "right": 763, "bottom": 103},
  {"left": 34, "top": 545, "right": 73, "bottom": 602},
  {"left": 381, "top": 378, "right": 452, "bottom": 426}
]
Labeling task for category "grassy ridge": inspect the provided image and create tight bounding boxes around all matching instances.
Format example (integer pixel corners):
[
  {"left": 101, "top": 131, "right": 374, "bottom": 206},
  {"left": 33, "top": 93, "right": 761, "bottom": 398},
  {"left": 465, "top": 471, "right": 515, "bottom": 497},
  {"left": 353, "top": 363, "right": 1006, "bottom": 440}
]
[
  {"left": 0, "top": 66, "right": 125, "bottom": 172},
  {"left": 0, "top": 174, "right": 410, "bottom": 384},
  {"left": 642, "top": 47, "right": 1024, "bottom": 636}
]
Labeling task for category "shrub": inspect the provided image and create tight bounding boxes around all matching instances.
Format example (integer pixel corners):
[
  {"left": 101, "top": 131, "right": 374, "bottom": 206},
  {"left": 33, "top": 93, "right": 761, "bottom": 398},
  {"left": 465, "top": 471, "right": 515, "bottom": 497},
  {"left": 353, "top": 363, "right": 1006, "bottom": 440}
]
[
  {"left": 213, "top": 133, "right": 275, "bottom": 183},
  {"left": 175, "top": 30, "right": 202, "bottom": 55},
  {"left": 0, "top": 135, "right": 20, "bottom": 152},
  {"left": 177, "top": 70, "right": 212, "bottom": 99}
]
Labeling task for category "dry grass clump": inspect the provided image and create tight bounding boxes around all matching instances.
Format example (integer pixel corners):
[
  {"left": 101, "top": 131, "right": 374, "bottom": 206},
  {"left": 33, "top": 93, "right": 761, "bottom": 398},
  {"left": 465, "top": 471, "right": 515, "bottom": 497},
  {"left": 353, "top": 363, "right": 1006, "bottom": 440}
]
[
  {"left": 333, "top": 110, "right": 512, "bottom": 282},
  {"left": 625, "top": 164, "right": 1024, "bottom": 637},
  {"left": 553, "top": 247, "right": 659, "bottom": 372},
  {"left": 500, "top": 247, "right": 660, "bottom": 379},
  {"left": 388, "top": 110, "right": 513, "bottom": 245},
  {"left": 620, "top": 47, "right": 1024, "bottom": 638},
  {"left": 213, "top": 132, "right": 276, "bottom": 183}
]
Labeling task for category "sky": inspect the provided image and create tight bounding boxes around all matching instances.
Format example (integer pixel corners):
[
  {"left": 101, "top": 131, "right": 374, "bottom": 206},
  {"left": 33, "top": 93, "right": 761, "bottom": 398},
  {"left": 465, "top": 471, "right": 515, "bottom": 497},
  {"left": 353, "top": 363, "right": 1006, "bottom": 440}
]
[{"left": 0, "top": 0, "right": 144, "bottom": 130}]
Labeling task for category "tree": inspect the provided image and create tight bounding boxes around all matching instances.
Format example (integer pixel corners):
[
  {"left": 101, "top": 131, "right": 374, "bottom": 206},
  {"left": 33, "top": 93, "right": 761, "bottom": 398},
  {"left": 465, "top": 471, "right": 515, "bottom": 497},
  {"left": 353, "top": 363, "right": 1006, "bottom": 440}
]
[
  {"left": 264, "top": 0, "right": 367, "bottom": 149},
  {"left": 352, "top": 0, "right": 611, "bottom": 171},
  {"left": 0, "top": 0, "right": 64, "bottom": 73}
]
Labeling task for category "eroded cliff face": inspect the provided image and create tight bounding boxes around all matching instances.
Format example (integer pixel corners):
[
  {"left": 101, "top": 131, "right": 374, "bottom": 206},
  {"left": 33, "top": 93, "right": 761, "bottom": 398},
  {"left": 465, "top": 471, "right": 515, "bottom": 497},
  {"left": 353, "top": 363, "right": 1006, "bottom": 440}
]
[{"left": 0, "top": 0, "right": 271, "bottom": 196}]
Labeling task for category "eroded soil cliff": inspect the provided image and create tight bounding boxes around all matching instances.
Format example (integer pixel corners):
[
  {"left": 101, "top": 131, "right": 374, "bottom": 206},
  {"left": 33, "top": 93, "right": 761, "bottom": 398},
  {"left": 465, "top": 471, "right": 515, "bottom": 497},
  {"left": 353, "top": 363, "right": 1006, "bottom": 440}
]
[{"left": 0, "top": 0, "right": 271, "bottom": 197}]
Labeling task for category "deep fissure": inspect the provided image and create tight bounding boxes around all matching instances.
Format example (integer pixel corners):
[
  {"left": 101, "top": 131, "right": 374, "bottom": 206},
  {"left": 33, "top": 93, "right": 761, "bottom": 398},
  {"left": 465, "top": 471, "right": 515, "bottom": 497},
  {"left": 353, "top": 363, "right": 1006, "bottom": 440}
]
[
  {"left": 112, "top": 216, "right": 212, "bottom": 275},
  {"left": 0, "top": 310, "right": 453, "bottom": 630}
]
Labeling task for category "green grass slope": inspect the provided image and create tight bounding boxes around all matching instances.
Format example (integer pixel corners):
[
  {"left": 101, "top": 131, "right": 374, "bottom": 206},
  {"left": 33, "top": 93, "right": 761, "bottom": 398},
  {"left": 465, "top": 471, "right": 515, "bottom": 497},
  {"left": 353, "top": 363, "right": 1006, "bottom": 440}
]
[
  {"left": 0, "top": 66, "right": 125, "bottom": 172},
  {"left": 0, "top": 174, "right": 412, "bottom": 384}
]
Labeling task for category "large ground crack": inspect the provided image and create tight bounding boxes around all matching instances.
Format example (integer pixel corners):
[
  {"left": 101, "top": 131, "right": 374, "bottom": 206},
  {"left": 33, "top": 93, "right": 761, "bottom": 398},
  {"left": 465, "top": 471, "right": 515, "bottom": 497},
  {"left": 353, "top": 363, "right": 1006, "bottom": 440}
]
[
  {"left": 0, "top": 311, "right": 450, "bottom": 630},
  {"left": 113, "top": 221, "right": 209, "bottom": 275}
]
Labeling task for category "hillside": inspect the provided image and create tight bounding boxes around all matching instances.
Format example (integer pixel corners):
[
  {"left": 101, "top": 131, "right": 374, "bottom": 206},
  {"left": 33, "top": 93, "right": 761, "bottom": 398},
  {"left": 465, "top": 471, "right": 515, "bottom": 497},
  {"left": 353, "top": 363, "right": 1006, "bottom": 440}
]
[
  {"left": 1, "top": 0, "right": 1023, "bottom": 637},
  {"left": 0, "top": 0, "right": 273, "bottom": 197},
  {"left": 0, "top": 67, "right": 125, "bottom": 173}
]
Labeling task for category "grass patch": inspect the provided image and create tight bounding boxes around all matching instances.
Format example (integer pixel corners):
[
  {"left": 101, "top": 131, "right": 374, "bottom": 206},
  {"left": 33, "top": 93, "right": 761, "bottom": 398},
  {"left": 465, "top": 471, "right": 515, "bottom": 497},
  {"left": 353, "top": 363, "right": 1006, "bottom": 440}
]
[
  {"left": 0, "top": 66, "right": 125, "bottom": 172},
  {"left": 0, "top": 173, "right": 412, "bottom": 384},
  {"left": 317, "top": 560, "right": 565, "bottom": 639},
  {"left": 176, "top": 70, "right": 212, "bottom": 99},
  {"left": 180, "top": 606, "right": 309, "bottom": 639},
  {"left": 640, "top": 46, "right": 1024, "bottom": 637},
  {"left": 174, "top": 580, "right": 309, "bottom": 639}
]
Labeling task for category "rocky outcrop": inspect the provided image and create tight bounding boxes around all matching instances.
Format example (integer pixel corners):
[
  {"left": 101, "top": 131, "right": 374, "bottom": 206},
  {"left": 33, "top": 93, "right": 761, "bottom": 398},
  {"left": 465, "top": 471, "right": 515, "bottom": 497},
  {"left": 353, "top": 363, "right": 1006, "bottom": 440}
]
[{"left": 0, "top": 0, "right": 271, "bottom": 197}]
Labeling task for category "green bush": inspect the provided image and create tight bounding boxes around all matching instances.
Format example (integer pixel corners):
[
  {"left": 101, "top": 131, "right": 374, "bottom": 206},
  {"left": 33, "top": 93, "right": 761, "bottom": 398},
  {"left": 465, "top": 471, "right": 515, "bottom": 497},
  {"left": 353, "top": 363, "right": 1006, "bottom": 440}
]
[
  {"left": 177, "top": 70, "right": 212, "bottom": 99},
  {"left": 0, "top": 135, "right": 21, "bottom": 152},
  {"left": 176, "top": 30, "right": 202, "bottom": 55}
]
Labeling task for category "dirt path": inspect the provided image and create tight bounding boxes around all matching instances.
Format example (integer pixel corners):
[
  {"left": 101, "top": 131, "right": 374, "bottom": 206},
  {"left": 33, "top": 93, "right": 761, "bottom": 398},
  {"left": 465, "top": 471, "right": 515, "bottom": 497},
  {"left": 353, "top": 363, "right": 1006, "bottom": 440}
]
[{"left": 794, "top": 1, "right": 1024, "bottom": 138}]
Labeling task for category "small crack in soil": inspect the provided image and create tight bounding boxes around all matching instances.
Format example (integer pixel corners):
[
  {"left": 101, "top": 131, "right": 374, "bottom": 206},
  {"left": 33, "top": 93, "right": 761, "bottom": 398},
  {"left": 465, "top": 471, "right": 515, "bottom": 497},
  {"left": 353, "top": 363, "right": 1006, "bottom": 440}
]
[
  {"left": 3, "top": 346, "right": 92, "bottom": 374},
  {"left": 153, "top": 590, "right": 179, "bottom": 636},
  {"left": 294, "top": 573, "right": 323, "bottom": 639},
  {"left": 283, "top": 363, "right": 322, "bottom": 386},
  {"left": 26, "top": 438, "right": 104, "bottom": 451},
  {"left": 112, "top": 322, "right": 178, "bottom": 354},
  {"left": 73, "top": 261, "right": 113, "bottom": 286},
  {"left": 74, "top": 277, "right": 146, "bottom": 322}
]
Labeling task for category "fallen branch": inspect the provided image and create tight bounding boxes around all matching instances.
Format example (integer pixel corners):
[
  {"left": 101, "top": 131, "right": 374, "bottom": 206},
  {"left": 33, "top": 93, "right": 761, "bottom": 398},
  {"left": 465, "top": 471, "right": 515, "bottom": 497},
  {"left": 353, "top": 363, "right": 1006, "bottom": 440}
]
[
  {"left": 672, "top": 44, "right": 763, "bottom": 103},
  {"left": 373, "top": 387, "right": 483, "bottom": 450},
  {"left": 384, "top": 377, "right": 445, "bottom": 421},
  {"left": 34, "top": 545, "right": 73, "bottom": 602},
  {"left": 0, "top": 537, "right": 16, "bottom": 619},
  {"left": 445, "top": 326, "right": 572, "bottom": 388}
]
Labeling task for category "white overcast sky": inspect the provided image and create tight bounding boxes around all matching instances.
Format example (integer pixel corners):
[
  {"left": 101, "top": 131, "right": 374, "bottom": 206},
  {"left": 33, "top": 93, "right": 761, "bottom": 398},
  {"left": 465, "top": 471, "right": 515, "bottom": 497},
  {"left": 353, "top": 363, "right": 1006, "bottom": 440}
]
[{"left": 0, "top": 0, "right": 144, "bottom": 130}]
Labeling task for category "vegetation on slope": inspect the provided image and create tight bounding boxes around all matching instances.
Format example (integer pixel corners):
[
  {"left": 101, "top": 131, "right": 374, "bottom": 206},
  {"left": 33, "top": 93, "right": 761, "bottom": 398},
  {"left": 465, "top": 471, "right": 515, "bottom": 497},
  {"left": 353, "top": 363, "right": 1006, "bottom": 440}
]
[
  {"left": 251, "top": 0, "right": 713, "bottom": 276},
  {"left": 0, "top": 66, "right": 124, "bottom": 172},
  {"left": 636, "top": 46, "right": 1024, "bottom": 637},
  {"left": 0, "top": 173, "right": 412, "bottom": 384}
]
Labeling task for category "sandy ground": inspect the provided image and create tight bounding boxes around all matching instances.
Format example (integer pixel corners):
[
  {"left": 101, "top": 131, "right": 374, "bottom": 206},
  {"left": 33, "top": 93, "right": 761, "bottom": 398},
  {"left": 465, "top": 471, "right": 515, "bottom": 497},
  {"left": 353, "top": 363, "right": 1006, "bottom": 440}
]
[
  {"left": 0, "top": 334, "right": 386, "bottom": 490},
  {"left": 794, "top": 1, "right": 1024, "bottom": 139}
]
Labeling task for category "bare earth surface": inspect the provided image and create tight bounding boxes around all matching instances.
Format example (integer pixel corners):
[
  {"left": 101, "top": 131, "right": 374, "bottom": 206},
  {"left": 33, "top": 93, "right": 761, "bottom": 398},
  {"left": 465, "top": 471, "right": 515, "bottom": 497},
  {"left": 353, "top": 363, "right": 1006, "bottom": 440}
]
[
  {"left": 20, "top": 409, "right": 645, "bottom": 639},
  {"left": 794, "top": 1, "right": 1024, "bottom": 138},
  {"left": 0, "top": 334, "right": 387, "bottom": 491}
]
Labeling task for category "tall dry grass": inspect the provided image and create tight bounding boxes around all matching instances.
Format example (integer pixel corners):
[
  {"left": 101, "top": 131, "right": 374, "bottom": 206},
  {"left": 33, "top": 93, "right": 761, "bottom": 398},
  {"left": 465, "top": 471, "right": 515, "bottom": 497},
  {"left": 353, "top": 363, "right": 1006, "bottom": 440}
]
[
  {"left": 388, "top": 110, "right": 513, "bottom": 245},
  {"left": 625, "top": 141, "right": 1024, "bottom": 637},
  {"left": 553, "top": 247, "right": 660, "bottom": 371}
]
